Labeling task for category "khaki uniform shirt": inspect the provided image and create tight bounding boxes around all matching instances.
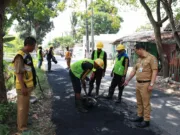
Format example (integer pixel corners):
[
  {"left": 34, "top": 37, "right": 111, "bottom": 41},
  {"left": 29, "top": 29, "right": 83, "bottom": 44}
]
[
  {"left": 133, "top": 52, "right": 158, "bottom": 81},
  {"left": 14, "top": 55, "right": 24, "bottom": 74}
]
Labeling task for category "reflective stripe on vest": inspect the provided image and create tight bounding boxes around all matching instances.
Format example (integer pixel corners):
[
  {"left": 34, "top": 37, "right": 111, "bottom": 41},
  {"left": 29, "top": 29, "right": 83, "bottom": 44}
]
[
  {"left": 14, "top": 50, "right": 34, "bottom": 89},
  {"left": 113, "top": 56, "right": 125, "bottom": 76},
  {"left": 71, "top": 59, "right": 94, "bottom": 79},
  {"left": 93, "top": 50, "right": 104, "bottom": 60}
]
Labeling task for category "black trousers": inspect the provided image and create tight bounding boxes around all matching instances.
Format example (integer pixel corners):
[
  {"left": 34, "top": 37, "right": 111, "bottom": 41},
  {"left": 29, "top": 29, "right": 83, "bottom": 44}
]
[
  {"left": 108, "top": 73, "right": 125, "bottom": 100},
  {"left": 69, "top": 70, "right": 81, "bottom": 94},
  {"left": 88, "top": 69, "right": 103, "bottom": 95},
  {"left": 47, "top": 59, "right": 51, "bottom": 71}
]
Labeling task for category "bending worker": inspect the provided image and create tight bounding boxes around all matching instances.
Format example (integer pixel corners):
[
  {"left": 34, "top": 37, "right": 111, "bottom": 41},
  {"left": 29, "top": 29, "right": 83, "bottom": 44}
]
[
  {"left": 105, "top": 44, "right": 129, "bottom": 103},
  {"left": 88, "top": 41, "right": 107, "bottom": 98},
  {"left": 69, "top": 58, "right": 104, "bottom": 113}
]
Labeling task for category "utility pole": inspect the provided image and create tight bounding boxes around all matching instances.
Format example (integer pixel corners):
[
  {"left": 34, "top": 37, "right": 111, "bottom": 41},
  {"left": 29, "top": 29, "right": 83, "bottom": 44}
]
[
  {"left": 91, "top": 0, "right": 94, "bottom": 52},
  {"left": 85, "top": 0, "right": 89, "bottom": 58}
]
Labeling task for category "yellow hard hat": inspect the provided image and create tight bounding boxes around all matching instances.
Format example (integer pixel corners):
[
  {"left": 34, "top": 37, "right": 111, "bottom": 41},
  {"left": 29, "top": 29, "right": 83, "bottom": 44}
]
[
  {"left": 50, "top": 45, "right": 53, "bottom": 48},
  {"left": 116, "top": 44, "right": 125, "bottom": 51},
  {"left": 38, "top": 45, "right": 42, "bottom": 48},
  {"left": 94, "top": 58, "right": 104, "bottom": 69},
  {"left": 96, "top": 42, "right": 104, "bottom": 49}
]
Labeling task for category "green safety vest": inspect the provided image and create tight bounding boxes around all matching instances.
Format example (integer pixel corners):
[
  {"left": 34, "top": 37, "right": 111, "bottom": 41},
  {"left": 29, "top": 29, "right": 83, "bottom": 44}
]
[
  {"left": 113, "top": 56, "right": 125, "bottom": 76},
  {"left": 71, "top": 59, "right": 94, "bottom": 79},
  {"left": 37, "top": 49, "right": 42, "bottom": 60},
  {"left": 93, "top": 50, "right": 104, "bottom": 60}
]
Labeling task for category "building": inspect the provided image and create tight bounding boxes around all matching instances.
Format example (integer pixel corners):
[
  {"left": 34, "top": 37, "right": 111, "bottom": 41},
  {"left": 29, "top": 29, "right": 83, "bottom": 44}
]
[{"left": 83, "top": 34, "right": 119, "bottom": 59}]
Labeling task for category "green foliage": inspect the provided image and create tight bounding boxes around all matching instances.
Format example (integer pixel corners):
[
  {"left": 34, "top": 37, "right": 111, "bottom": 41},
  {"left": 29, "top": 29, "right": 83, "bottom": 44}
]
[
  {"left": 73, "top": 0, "right": 122, "bottom": 42},
  {"left": 136, "top": 23, "right": 153, "bottom": 32},
  {"left": 6, "top": 0, "right": 66, "bottom": 44},
  {"left": 0, "top": 102, "right": 16, "bottom": 123},
  {"left": 33, "top": 68, "right": 49, "bottom": 97},
  {"left": 3, "top": 60, "right": 14, "bottom": 90},
  {"left": 49, "top": 36, "right": 75, "bottom": 49},
  {"left": 0, "top": 124, "right": 9, "bottom": 135}
]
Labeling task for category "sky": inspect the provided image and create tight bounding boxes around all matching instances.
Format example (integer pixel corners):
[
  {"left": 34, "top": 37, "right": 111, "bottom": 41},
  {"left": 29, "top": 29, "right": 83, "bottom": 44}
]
[{"left": 42, "top": 7, "right": 149, "bottom": 46}]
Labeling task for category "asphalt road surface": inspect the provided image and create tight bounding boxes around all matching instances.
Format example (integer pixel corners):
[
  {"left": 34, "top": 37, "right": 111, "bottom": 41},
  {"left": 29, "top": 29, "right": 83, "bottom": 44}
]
[{"left": 47, "top": 59, "right": 158, "bottom": 135}]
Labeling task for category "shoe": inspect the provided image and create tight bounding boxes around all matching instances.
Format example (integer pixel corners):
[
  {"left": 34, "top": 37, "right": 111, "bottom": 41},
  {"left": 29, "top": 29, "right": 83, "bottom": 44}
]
[
  {"left": 95, "top": 95, "right": 99, "bottom": 99},
  {"left": 130, "top": 116, "right": 143, "bottom": 122},
  {"left": 75, "top": 99, "right": 88, "bottom": 113},
  {"left": 77, "top": 106, "right": 88, "bottom": 113},
  {"left": 115, "top": 99, "right": 121, "bottom": 104},
  {"left": 104, "top": 95, "right": 112, "bottom": 100},
  {"left": 136, "top": 121, "right": 150, "bottom": 128}
]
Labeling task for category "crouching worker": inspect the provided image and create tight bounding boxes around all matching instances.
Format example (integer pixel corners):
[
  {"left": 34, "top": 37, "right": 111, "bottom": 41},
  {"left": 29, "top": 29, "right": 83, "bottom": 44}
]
[{"left": 69, "top": 58, "right": 104, "bottom": 113}]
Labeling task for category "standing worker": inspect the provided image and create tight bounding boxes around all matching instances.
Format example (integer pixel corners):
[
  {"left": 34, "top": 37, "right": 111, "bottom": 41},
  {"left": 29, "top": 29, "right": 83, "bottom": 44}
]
[
  {"left": 13, "top": 37, "right": 37, "bottom": 134},
  {"left": 69, "top": 58, "right": 104, "bottom": 113},
  {"left": 65, "top": 47, "right": 71, "bottom": 69},
  {"left": 105, "top": 44, "right": 129, "bottom": 103},
  {"left": 88, "top": 41, "right": 107, "bottom": 98},
  {"left": 46, "top": 45, "right": 54, "bottom": 71},
  {"left": 123, "top": 43, "right": 158, "bottom": 128},
  {"left": 37, "top": 45, "right": 43, "bottom": 69}
]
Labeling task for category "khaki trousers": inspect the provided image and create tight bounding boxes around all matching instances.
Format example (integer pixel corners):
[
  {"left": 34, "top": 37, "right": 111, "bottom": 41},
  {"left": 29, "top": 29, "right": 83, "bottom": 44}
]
[
  {"left": 66, "top": 58, "right": 71, "bottom": 68},
  {"left": 136, "top": 82, "right": 152, "bottom": 121},
  {"left": 16, "top": 88, "right": 33, "bottom": 132}
]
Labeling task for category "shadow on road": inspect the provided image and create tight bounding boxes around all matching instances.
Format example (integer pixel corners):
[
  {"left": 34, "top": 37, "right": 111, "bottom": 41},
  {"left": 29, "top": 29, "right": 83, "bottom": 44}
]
[{"left": 47, "top": 65, "right": 158, "bottom": 135}]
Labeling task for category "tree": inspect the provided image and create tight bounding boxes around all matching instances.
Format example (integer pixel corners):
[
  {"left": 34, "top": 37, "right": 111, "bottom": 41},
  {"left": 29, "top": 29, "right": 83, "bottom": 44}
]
[
  {"left": 136, "top": 23, "right": 153, "bottom": 32},
  {"left": 161, "top": 0, "right": 180, "bottom": 48},
  {"left": 0, "top": 0, "right": 11, "bottom": 103},
  {"left": 49, "top": 36, "right": 75, "bottom": 49},
  {"left": 6, "top": 0, "right": 66, "bottom": 44},
  {"left": 74, "top": 0, "right": 122, "bottom": 41}
]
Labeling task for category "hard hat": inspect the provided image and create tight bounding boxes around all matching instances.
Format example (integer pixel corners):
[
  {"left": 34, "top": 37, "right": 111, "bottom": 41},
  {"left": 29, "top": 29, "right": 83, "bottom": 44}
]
[
  {"left": 96, "top": 42, "right": 104, "bottom": 49},
  {"left": 38, "top": 45, "right": 42, "bottom": 48},
  {"left": 50, "top": 45, "right": 53, "bottom": 48},
  {"left": 94, "top": 58, "right": 104, "bottom": 69},
  {"left": 116, "top": 44, "right": 125, "bottom": 51}
]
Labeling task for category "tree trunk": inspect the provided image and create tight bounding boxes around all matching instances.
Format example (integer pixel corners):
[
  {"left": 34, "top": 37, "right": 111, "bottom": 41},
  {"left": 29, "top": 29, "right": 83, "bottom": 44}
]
[
  {"left": 161, "top": 1, "right": 180, "bottom": 49},
  {"left": 154, "top": 26, "right": 169, "bottom": 77},
  {"left": 0, "top": 1, "right": 7, "bottom": 103}
]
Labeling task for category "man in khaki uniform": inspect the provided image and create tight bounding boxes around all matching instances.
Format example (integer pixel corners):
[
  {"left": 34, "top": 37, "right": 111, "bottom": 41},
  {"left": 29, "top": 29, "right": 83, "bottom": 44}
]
[
  {"left": 123, "top": 43, "right": 158, "bottom": 128},
  {"left": 13, "top": 37, "right": 36, "bottom": 134}
]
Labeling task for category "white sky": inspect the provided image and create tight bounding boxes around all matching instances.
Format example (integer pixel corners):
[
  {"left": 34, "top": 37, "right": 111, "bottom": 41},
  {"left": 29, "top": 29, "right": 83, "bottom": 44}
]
[{"left": 42, "top": 7, "right": 149, "bottom": 46}]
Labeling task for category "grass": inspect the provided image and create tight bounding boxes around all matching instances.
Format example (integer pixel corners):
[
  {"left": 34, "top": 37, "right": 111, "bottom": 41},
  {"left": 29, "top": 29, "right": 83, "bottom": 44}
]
[{"left": 1, "top": 59, "right": 55, "bottom": 135}]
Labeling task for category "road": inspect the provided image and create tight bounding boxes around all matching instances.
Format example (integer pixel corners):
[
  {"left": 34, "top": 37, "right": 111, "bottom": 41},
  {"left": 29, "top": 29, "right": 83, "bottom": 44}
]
[{"left": 46, "top": 57, "right": 159, "bottom": 135}]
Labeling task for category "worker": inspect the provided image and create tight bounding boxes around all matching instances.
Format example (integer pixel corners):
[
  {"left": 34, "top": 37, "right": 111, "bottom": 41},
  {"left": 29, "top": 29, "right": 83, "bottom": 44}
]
[
  {"left": 105, "top": 44, "right": 129, "bottom": 103},
  {"left": 123, "top": 43, "right": 158, "bottom": 128},
  {"left": 69, "top": 58, "right": 104, "bottom": 113},
  {"left": 65, "top": 47, "right": 71, "bottom": 69},
  {"left": 46, "top": 45, "right": 54, "bottom": 71},
  {"left": 13, "top": 37, "right": 36, "bottom": 134},
  {"left": 37, "top": 45, "right": 43, "bottom": 69},
  {"left": 88, "top": 41, "right": 107, "bottom": 98}
]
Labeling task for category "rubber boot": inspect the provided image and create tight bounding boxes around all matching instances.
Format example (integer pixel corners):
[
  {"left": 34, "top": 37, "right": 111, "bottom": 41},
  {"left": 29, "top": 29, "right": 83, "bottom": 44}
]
[
  {"left": 105, "top": 88, "right": 114, "bottom": 99},
  {"left": 88, "top": 86, "right": 93, "bottom": 96},
  {"left": 115, "top": 90, "right": 123, "bottom": 103},
  {"left": 95, "top": 87, "right": 99, "bottom": 99},
  {"left": 75, "top": 99, "right": 88, "bottom": 113}
]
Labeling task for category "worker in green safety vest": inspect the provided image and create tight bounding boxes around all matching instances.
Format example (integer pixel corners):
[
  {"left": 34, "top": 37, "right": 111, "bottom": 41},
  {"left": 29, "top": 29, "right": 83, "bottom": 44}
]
[
  {"left": 105, "top": 44, "right": 129, "bottom": 103},
  {"left": 69, "top": 58, "right": 104, "bottom": 113},
  {"left": 88, "top": 41, "right": 107, "bottom": 98},
  {"left": 37, "top": 45, "right": 43, "bottom": 69}
]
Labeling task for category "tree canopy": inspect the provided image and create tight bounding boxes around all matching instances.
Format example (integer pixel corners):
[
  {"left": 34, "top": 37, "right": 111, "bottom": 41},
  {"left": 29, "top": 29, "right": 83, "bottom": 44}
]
[
  {"left": 70, "top": 0, "right": 123, "bottom": 42},
  {"left": 6, "top": 0, "right": 66, "bottom": 44}
]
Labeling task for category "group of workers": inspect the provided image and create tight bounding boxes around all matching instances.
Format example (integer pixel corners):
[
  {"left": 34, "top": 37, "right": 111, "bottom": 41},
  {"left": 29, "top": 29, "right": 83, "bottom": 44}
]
[
  {"left": 69, "top": 41, "right": 158, "bottom": 129},
  {"left": 12, "top": 36, "right": 158, "bottom": 134}
]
